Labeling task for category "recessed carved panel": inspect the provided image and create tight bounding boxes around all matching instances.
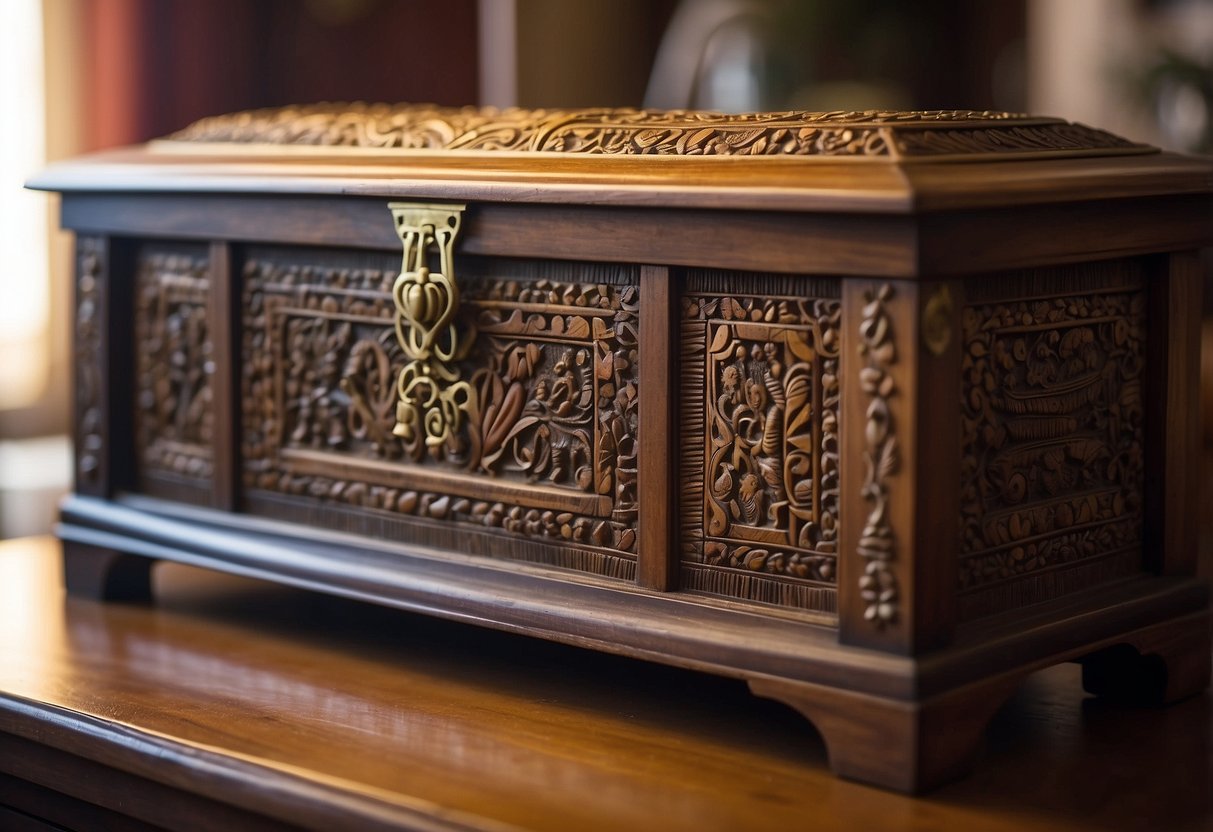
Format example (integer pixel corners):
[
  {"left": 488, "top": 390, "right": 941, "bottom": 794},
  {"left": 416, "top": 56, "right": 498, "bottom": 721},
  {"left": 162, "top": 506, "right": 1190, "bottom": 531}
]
[
  {"left": 680, "top": 271, "right": 840, "bottom": 615},
  {"left": 959, "top": 262, "right": 1147, "bottom": 619},
  {"left": 242, "top": 248, "right": 638, "bottom": 578},
  {"left": 133, "top": 244, "right": 214, "bottom": 502},
  {"left": 74, "top": 237, "right": 104, "bottom": 492}
]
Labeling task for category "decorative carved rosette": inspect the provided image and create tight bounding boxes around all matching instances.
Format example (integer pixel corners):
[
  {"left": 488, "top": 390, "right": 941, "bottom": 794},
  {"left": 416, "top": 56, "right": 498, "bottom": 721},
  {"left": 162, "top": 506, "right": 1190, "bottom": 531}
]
[{"left": 857, "top": 284, "right": 899, "bottom": 628}]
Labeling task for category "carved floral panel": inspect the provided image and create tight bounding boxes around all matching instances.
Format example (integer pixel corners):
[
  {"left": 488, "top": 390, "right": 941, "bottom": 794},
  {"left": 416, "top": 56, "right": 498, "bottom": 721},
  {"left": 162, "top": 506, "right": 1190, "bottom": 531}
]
[
  {"left": 680, "top": 272, "right": 840, "bottom": 614},
  {"left": 133, "top": 245, "right": 214, "bottom": 496},
  {"left": 959, "top": 266, "right": 1146, "bottom": 619},
  {"left": 242, "top": 249, "right": 638, "bottom": 577}
]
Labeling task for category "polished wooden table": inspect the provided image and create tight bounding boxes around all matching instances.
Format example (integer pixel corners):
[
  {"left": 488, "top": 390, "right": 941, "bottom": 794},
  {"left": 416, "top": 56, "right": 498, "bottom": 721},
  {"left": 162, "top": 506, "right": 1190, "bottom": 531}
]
[{"left": 0, "top": 535, "right": 1209, "bottom": 832}]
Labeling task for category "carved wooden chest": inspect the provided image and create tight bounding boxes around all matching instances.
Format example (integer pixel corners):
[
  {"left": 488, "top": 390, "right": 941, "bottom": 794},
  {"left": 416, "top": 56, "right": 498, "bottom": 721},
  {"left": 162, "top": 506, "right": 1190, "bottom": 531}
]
[{"left": 33, "top": 106, "right": 1213, "bottom": 793}]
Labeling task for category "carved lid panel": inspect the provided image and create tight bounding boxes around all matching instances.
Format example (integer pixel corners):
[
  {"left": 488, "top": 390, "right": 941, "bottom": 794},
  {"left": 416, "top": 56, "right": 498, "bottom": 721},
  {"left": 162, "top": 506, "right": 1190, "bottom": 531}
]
[
  {"left": 31, "top": 103, "right": 1213, "bottom": 222},
  {"left": 165, "top": 104, "right": 1148, "bottom": 162}
]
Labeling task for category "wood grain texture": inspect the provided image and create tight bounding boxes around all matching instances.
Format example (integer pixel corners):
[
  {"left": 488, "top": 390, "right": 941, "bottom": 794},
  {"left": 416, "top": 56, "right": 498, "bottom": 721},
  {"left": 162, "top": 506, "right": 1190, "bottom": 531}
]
[
  {"left": 59, "top": 489, "right": 1209, "bottom": 702},
  {"left": 58, "top": 194, "right": 921, "bottom": 278},
  {"left": 637, "top": 265, "right": 676, "bottom": 590},
  {"left": 4, "top": 535, "right": 1213, "bottom": 829},
  {"left": 26, "top": 136, "right": 1213, "bottom": 215},
  {"left": 749, "top": 672, "right": 1021, "bottom": 793},
  {"left": 909, "top": 279, "right": 962, "bottom": 650},
  {"left": 1145, "top": 251, "right": 1204, "bottom": 577},
  {"left": 57, "top": 192, "right": 1213, "bottom": 280}
]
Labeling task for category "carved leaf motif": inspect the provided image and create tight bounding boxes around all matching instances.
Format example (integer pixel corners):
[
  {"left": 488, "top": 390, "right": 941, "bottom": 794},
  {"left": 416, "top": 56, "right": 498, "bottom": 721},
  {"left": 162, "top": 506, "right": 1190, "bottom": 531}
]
[
  {"left": 958, "top": 279, "right": 1146, "bottom": 612},
  {"left": 687, "top": 287, "right": 840, "bottom": 590},
  {"left": 242, "top": 255, "right": 640, "bottom": 559},
  {"left": 134, "top": 248, "right": 215, "bottom": 482},
  {"left": 172, "top": 104, "right": 1142, "bottom": 161}
]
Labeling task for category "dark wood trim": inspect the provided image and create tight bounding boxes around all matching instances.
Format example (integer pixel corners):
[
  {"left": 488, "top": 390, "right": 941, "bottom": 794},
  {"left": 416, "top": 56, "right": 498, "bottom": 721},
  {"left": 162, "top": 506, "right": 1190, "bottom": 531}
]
[
  {"left": 1144, "top": 251, "right": 1204, "bottom": 576},
  {"left": 0, "top": 774, "right": 169, "bottom": 832},
  {"left": 0, "top": 803, "right": 65, "bottom": 832},
  {"left": 59, "top": 493, "right": 904, "bottom": 697},
  {"left": 62, "top": 539, "right": 153, "bottom": 602},
  {"left": 207, "top": 241, "right": 238, "bottom": 512},
  {"left": 637, "top": 265, "right": 676, "bottom": 591},
  {"left": 749, "top": 671, "right": 1020, "bottom": 794},
  {"left": 60, "top": 193, "right": 1213, "bottom": 283},
  {"left": 28, "top": 144, "right": 1213, "bottom": 214},
  {"left": 909, "top": 278, "right": 963, "bottom": 651},
  {"left": 73, "top": 236, "right": 137, "bottom": 499},
  {"left": 838, "top": 279, "right": 919, "bottom": 653},
  {"left": 61, "top": 195, "right": 920, "bottom": 277},
  {"left": 73, "top": 236, "right": 109, "bottom": 498},
  {"left": 57, "top": 493, "right": 1209, "bottom": 700},
  {"left": 0, "top": 702, "right": 442, "bottom": 832},
  {"left": 918, "top": 195, "right": 1213, "bottom": 275},
  {"left": 109, "top": 239, "right": 138, "bottom": 497}
]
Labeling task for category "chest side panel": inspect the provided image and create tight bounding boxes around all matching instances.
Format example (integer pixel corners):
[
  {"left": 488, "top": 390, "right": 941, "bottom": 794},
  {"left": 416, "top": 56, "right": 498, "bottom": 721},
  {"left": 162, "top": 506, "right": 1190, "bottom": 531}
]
[{"left": 958, "top": 259, "right": 1148, "bottom": 620}]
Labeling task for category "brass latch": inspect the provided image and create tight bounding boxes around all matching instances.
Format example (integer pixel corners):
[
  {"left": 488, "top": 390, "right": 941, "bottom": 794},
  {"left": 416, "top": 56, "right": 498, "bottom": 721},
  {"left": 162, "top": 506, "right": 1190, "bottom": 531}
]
[{"left": 388, "top": 202, "right": 476, "bottom": 451}]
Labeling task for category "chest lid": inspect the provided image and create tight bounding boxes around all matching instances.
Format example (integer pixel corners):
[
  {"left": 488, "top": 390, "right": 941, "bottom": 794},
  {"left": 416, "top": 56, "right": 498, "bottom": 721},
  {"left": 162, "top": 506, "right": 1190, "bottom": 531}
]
[{"left": 28, "top": 103, "right": 1213, "bottom": 215}]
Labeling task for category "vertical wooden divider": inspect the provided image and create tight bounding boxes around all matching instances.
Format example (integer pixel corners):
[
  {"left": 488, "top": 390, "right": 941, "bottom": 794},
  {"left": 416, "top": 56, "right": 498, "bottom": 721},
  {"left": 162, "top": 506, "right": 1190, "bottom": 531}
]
[
  {"left": 72, "top": 235, "right": 111, "bottom": 498},
  {"left": 909, "top": 278, "right": 962, "bottom": 652},
  {"left": 839, "top": 279, "right": 917, "bottom": 653},
  {"left": 638, "top": 264, "right": 677, "bottom": 591},
  {"left": 73, "top": 234, "right": 138, "bottom": 500},
  {"left": 838, "top": 278, "right": 961, "bottom": 655},
  {"left": 208, "top": 241, "right": 238, "bottom": 512},
  {"left": 1144, "top": 251, "right": 1203, "bottom": 576}
]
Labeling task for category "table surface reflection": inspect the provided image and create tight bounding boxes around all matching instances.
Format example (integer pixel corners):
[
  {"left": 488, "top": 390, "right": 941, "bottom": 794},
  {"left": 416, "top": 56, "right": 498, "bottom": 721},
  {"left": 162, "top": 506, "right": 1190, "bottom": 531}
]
[{"left": 0, "top": 535, "right": 1209, "bottom": 831}]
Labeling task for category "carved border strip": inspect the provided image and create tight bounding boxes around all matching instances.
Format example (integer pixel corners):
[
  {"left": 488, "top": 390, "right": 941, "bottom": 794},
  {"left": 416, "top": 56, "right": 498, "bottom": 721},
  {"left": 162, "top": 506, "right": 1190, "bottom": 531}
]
[
  {"left": 856, "top": 284, "right": 899, "bottom": 628},
  {"left": 74, "top": 237, "right": 104, "bottom": 491},
  {"left": 167, "top": 104, "right": 1149, "bottom": 159}
]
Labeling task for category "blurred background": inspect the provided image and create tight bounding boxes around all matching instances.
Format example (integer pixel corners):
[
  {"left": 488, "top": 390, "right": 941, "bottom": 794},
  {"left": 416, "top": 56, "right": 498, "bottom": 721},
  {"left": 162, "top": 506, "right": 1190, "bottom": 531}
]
[{"left": 0, "top": 0, "right": 1211, "bottom": 543}]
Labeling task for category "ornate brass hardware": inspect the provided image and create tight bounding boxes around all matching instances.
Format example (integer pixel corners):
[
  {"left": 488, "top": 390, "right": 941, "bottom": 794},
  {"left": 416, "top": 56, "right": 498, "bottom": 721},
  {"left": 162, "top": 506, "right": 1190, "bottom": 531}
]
[{"left": 388, "top": 202, "right": 476, "bottom": 450}]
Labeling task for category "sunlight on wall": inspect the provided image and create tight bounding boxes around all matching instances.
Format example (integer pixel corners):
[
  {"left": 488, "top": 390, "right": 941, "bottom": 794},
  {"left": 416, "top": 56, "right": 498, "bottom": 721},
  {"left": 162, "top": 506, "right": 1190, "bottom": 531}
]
[{"left": 0, "top": 0, "right": 49, "bottom": 411}]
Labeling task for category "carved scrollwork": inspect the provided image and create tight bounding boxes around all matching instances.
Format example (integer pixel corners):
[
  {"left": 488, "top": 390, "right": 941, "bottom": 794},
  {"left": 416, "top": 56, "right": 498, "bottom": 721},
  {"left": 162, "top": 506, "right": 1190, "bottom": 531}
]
[
  {"left": 133, "top": 246, "right": 214, "bottom": 487},
  {"left": 242, "top": 250, "right": 639, "bottom": 567},
  {"left": 168, "top": 104, "right": 1150, "bottom": 160},
  {"left": 74, "top": 238, "right": 104, "bottom": 488},
  {"left": 681, "top": 274, "right": 840, "bottom": 612},
  {"left": 959, "top": 272, "right": 1146, "bottom": 617},
  {"left": 857, "top": 284, "right": 899, "bottom": 628}
]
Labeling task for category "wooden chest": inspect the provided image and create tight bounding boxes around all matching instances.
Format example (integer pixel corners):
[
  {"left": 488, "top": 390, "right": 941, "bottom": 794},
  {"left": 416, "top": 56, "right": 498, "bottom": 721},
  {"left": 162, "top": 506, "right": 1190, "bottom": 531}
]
[{"left": 33, "top": 106, "right": 1213, "bottom": 793}]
